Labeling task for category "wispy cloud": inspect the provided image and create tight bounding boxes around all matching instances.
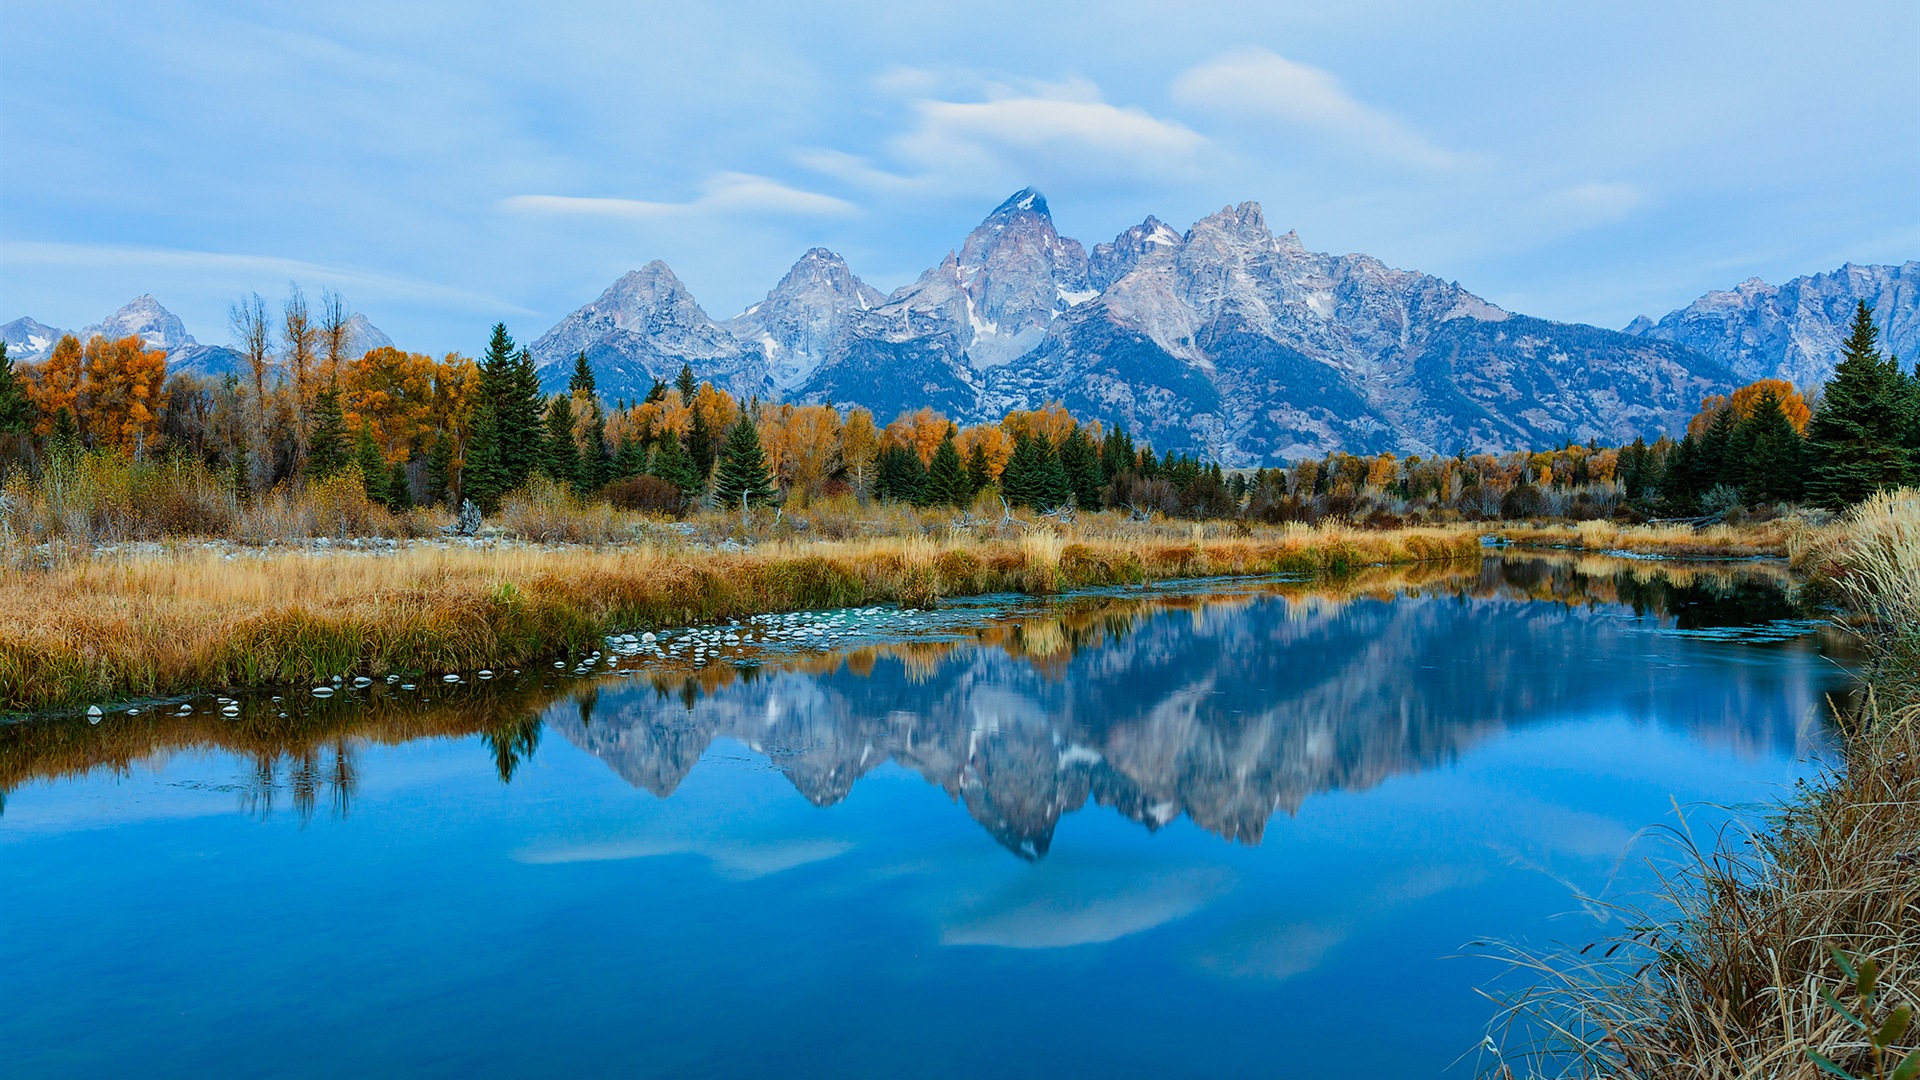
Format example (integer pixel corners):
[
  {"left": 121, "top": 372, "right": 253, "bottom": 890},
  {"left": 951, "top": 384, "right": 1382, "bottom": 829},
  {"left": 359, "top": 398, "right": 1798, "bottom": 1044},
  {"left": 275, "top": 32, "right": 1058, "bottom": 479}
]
[
  {"left": 500, "top": 173, "right": 857, "bottom": 221},
  {"left": 801, "top": 74, "right": 1206, "bottom": 196},
  {"left": 1171, "top": 48, "right": 1469, "bottom": 171},
  {"left": 0, "top": 240, "right": 531, "bottom": 314}
]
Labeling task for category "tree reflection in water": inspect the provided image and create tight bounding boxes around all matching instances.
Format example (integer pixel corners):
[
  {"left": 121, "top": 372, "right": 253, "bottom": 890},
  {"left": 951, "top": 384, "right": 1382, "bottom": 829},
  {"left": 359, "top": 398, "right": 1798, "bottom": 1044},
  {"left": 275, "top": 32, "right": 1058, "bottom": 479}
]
[{"left": 0, "top": 555, "right": 1851, "bottom": 846}]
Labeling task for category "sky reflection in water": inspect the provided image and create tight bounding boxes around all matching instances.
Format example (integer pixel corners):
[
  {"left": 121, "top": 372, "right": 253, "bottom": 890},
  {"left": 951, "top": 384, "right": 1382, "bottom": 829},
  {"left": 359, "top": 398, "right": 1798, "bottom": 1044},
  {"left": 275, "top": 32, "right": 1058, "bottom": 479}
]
[{"left": 0, "top": 555, "right": 1853, "bottom": 1079}]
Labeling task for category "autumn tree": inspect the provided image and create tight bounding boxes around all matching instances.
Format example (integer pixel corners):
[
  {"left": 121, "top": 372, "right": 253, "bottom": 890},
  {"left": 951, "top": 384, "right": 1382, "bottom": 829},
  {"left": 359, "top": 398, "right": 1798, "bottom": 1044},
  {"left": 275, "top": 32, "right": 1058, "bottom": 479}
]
[
  {"left": 840, "top": 406, "right": 880, "bottom": 496},
  {"left": 343, "top": 347, "right": 437, "bottom": 462},
  {"left": 22, "top": 334, "right": 83, "bottom": 437},
  {"left": 229, "top": 292, "right": 275, "bottom": 491},
  {"left": 80, "top": 335, "right": 168, "bottom": 456},
  {"left": 318, "top": 288, "right": 353, "bottom": 386}
]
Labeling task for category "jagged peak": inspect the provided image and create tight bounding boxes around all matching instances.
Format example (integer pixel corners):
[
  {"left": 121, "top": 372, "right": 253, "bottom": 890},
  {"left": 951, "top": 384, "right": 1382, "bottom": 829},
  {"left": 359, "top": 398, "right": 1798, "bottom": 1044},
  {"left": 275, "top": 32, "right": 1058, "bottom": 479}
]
[
  {"left": 1188, "top": 201, "right": 1270, "bottom": 243},
  {"left": 989, "top": 186, "right": 1049, "bottom": 219}
]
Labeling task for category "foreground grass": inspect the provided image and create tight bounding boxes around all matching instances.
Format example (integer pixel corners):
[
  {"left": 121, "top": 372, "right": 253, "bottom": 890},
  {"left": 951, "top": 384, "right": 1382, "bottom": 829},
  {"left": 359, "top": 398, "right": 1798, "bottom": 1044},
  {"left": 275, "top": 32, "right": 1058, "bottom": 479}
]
[
  {"left": 1496, "top": 515, "right": 1824, "bottom": 558},
  {"left": 1493, "top": 490, "right": 1920, "bottom": 1079},
  {"left": 0, "top": 523, "right": 1481, "bottom": 713}
]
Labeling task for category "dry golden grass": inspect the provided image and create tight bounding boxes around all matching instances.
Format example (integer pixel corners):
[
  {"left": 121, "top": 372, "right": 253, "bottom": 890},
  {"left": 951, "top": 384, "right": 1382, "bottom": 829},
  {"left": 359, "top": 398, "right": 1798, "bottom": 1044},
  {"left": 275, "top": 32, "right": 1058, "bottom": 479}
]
[
  {"left": 1497, "top": 516, "right": 1829, "bottom": 559},
  {"left": 0, "top": 522, "right": 1482, "bottom": 712},
  {"left": 1491, "top": 490, "right": 1920, "bottom": 1079}
]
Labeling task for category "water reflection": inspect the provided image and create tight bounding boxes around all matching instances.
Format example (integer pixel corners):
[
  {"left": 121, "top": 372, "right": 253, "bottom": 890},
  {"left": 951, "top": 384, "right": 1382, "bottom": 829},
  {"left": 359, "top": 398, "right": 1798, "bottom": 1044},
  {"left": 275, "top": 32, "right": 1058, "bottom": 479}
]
[{"left": 0, "top": 554, "right": 1848, "bottom": 849}]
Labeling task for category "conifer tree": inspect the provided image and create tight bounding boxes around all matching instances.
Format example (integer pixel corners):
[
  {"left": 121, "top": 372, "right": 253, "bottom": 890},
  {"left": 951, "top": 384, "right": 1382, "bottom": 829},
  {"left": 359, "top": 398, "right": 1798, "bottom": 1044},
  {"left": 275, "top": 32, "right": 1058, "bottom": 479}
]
[
  {"left": 1806, "top": 302, "right": 1913, "bottom": 507},
  {"left": 543, "top": 394, "right": 580, "bottom": 489},
  {"left": 386, "top": 459, "right": 414, "bottom": 510},
  {"left": 353, "top": 424, "right": 386, "bottom": 503},
  {"left": 1058, "top": 426, "right": 1103, "bottom": 509},
  {"left": 925, "top": 429, "right": 969, "bottom": 507},
  {"left": 1100, "top": 424, "right": 1134, "bottom": 483},
  {"left": 0, "top": 342, "right": 31, "bottom": 445},
  {"left": 711, "top": 415, "right": 776, "bottom": 509},
  {"left": 1001, "top": 433, "right": 1043, "bottom": 509},
  {"left": 1661, "top": 434, "right": 1700, "bottom": 514},
  {"left": 965, "top": 440, "right": 992, "bottom": 495},
  {"left": 675, "top": 363, "right": 697, "bottom": 402},
  {"left": 425, "top": 428, "right": 455, "bottom": 507},
  {"left": 1035, "top": 434, "right": 1070, "bottom": 510},
  {"left": 875, "top": 444, "right": 928, "bottom": 504},
  {"left": 1733, "top": 388, "right": 1806, "bottom": 504},
  {"left": 462, "top": 405, "right": 503, "bottom": 512},
  {"left": 612, "top": 434, "right": 644, "bottom": 481},
  {"left": 647, "top": 430, "right": 701, "bottom": 501},
  {"left": 306, "top": 383, "right": 349, "bottom": 480}
]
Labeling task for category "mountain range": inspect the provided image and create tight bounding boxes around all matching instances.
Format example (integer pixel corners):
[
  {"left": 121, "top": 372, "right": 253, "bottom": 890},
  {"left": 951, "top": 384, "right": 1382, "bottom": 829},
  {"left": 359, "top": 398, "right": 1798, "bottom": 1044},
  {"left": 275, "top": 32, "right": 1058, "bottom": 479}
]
[
  {"left": 521, "top": 189, "right": 1917, "bottom": 462},
  {"left": 2, "top": 294, "right": 392, "bottom": 380},
  {"left": 7, "top": 193, "right": 1914, "bottom": 462}
]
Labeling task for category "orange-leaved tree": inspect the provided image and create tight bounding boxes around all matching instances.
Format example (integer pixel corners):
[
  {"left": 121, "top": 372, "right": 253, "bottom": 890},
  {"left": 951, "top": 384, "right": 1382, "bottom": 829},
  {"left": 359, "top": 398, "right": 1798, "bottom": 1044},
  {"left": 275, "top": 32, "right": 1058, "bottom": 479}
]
[{"left": 79, "top": 334, "right": 169, "bottom": 456}]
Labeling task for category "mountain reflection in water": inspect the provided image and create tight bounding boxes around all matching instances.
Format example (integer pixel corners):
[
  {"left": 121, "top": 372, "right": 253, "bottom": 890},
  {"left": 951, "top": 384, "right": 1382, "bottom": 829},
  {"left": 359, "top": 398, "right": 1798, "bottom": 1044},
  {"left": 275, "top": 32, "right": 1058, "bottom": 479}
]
[{"left": 0, "top": 554, "right": 1844, "bottom": 856}]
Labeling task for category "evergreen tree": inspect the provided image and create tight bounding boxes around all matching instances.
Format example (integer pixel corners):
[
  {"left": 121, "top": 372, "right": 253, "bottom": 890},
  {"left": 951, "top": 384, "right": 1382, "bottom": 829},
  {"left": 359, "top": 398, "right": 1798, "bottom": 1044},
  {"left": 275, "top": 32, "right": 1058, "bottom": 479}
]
[
  {"left": 675, "top": 363, "right": 697, "bottom": 402},
  {"left": 386, "top": 459, "right": 414, "bottom": 511},
  {"left": 1694, "top": 407, "right": 1738, "bottom": 494},
  {"left": 1099, "top": 424, "right": 1134, "bottom": 484},
  {"left": 425, "top": 429, "right": 455, "bottom": 507},
  {"left": 568, "top": 351, "right": 597, "bottom": 398},
  {"left": 543, "top": 394, "right": 580, "bottom": 489},
  {"left": 965, "top": 440, "right": 992, "bottom": 495},
  {"left": 1058, "top": 426, "right": 1103, "bottom": 509},
  {"left": 581, "top": 407, "right": 611, "bottom": 490},
  {"left": 0, "top": 342, "right": 31, "bottom": 444},
  {"left": 497, "top": 347, "right": 547, "bottom": 488},
  {"left": 1733, "top": 389, "right": 1806, "bottom": 504},
  {"left": 925, "top": 429, "right": 969, "bottom": 507},
  {"left": 1806, "top": 302, "right": 1913, "bottom": 507},
  {"left": 353, "top": 425, "right": 386, "bottom": 503},
  {"left": 1620, "top": 437, "right": 1652, "bottom": 501},
  {"left": 647, "top": 430, "right": 701, "bottom": 503},
  {"left": 875, "top": 444, "right": 928, "bottom": 505},
  {"left": 612, "top": 434, "right": 645, "bottom": 481},
  {"left": 711, "top": 415, "right": 777, "bottom": 509},
  {"left": 1001, "top": 433, "right": 1042, "bottom": 509},
  {"left": 306, "top": 383, "right": 348, "bottom": 480},
  {"left": 462, "top": 405, "right": 503, "bottom": 512},
  {"left": 49, "top": 406, "right": 80, "bottom": 459},
  {"left": 1661, "top": 434, "right": 1700, "bottom": 515},
  {"left": 687, "top": 403, "right": 716, "bottom": 485}
]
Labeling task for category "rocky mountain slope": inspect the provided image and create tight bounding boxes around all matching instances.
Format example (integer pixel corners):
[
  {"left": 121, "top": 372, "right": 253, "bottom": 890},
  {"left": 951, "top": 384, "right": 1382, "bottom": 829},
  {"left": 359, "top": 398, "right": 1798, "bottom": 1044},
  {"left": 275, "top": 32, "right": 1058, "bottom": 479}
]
[
  {"left": 1624, "top": 261, "right": 1920, "bottom": 387},
  {"left": 534, "top": 189, "right": 1901, "bottom": 461}
]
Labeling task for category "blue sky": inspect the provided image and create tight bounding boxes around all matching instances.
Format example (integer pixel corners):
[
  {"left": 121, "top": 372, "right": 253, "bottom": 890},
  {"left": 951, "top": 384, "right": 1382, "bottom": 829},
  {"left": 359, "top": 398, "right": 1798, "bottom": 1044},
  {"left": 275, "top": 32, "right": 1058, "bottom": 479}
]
[{"left": 2, "top": 0, "right": 1916, "bottom": 355}]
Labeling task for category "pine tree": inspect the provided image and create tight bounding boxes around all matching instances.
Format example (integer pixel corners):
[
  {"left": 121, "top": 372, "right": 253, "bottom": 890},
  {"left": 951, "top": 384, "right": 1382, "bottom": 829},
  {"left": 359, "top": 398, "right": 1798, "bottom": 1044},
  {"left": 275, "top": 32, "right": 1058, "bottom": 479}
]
[
  {"left": 462, "top": 404, "right": 503, "bottom": 512},
  {"left": 925, "top": 429, "right": 969, "bottom": 508},
  {"left": 353, "top": 424, "right": 387, "bottom": 504},
  {"left": 386, "top": 459, "right": 414, "bottom": 511},
  {"left": 498, "top": 346, "right": 547, "bottom": 489},
  {"left": 1661, "top": 434, "right": 1700, "bottom": 515},
  {"left": 306, "top": 383, "right": 348, "bottom": 480},
  {"left": 1001, "top": 433, "right": 1043, "bottom": 509},
  {"left": 711, "top": 415, "right": 776, "bottom": 509},
  {"left": 1058, "top": 426, "right": 1103, "bottom": 509},
  {"left": 1099, "top": 424, "right": 1134, "bottom": 484},
  {"left": 425, "top": 428, "right": 455, "bottom": 507},
  {"left": 1734, "top": 389, "right": 1805, "bottom": 504},
  {"left": 965, "top": 440, "right": 992, "bottom": 496},
  {"left": 1806, "top": 302, "right": 1913, "bottom": 507},
  {"left": 1035, "top": 434, "right": 1070, "bottom": 510},
  {"left": 612, "top": 434, "right": 644, "bottom": 481},
  {"left": 0, "top": 342, "right": 31, "bottom": 444},
  {"left": 568, "top": 351, "right": 597, "bottom": 398},
  {"left": 687, "top": 402, "right": 716, "bottom": 485},
  {"left": 675, "top": 363, "right": 697, "bottom": 402},
  {"left": 647, "top": 430, "right": 701, "bottom": 502},
  {"left": 543, "top": 394, "right": 580, "bottom": 489},
  {"left": 875, "top": 444, "right": 928, "bottom": 505}
]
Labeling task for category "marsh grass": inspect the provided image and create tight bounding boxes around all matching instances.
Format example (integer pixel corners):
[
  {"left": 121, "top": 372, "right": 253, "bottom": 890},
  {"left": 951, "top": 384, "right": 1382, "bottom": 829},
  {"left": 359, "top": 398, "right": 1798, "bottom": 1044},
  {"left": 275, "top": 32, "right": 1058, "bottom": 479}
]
[
  {"left": 0, "top": 523, "right": 1482, "bottom": 713},
  {"left": 1486, "top": 490, "right": 1920, "bottom": 1079}
]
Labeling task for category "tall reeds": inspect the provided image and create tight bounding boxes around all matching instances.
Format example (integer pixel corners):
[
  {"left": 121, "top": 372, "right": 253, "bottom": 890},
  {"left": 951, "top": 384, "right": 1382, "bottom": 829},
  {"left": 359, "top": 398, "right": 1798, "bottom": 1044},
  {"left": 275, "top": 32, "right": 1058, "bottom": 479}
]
[{"left": 1489, "top": 490, "right": 1919, "bottom": 1079}]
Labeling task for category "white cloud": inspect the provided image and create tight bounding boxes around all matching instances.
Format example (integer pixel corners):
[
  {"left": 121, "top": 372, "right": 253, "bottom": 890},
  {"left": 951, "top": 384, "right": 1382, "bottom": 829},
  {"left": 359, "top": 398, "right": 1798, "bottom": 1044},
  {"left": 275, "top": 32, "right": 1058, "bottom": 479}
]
[
  {"left": 802, "top": 76, "right": 1207, "bottom": 196},
  {"left": 940, "top": 864, "right": 1232, "bottom": 949},
  {"left": 500, "top": 173, "right": 857, "bottom": 221},
  {"left": 1172, "top": 48, "right": 1467, "bottom": 170},
  {"left": 513, "top": 835, "right": 853, "bottom": 880}
]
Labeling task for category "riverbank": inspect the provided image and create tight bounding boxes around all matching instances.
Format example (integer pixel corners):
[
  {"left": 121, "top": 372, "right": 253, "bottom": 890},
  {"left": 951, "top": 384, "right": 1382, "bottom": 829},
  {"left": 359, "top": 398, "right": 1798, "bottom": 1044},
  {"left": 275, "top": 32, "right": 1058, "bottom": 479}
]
[
  {"left": 0, "top": 523, "right": 1482, "bottom": 714},
  {"left": 1497, "top": 489, "right": 1919, "bottom": 1078}
]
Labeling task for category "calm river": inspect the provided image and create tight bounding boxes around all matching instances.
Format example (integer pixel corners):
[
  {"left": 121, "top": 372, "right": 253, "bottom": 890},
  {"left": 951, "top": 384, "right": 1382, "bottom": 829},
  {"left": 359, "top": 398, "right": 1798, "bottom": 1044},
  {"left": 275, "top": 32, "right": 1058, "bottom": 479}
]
[{"left": 0, "top": 554, "right": 1853, "bottom": 1078}]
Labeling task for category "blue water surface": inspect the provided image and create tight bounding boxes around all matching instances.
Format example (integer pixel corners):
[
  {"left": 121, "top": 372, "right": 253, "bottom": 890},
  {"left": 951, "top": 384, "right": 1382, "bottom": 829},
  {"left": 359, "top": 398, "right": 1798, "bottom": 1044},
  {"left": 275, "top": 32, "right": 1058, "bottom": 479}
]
[{"left": 0, "top": 556, "right": 1850, "bottom": 1078}]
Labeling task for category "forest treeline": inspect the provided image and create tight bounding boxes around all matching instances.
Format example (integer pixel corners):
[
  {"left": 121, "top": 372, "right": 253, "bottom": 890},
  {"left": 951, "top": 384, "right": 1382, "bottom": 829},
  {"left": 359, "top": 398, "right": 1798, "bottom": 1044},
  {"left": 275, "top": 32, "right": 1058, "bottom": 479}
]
[{"left": 1, "top": 291, "right": 1916, "bottom": 530}]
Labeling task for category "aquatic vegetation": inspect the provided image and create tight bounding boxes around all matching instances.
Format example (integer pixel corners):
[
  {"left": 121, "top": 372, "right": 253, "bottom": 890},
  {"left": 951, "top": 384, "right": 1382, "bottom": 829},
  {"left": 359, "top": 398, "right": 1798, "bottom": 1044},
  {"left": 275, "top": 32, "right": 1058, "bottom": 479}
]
[{"left": 1489, "top": 490, "right": 1919, "bottom": 1078}]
